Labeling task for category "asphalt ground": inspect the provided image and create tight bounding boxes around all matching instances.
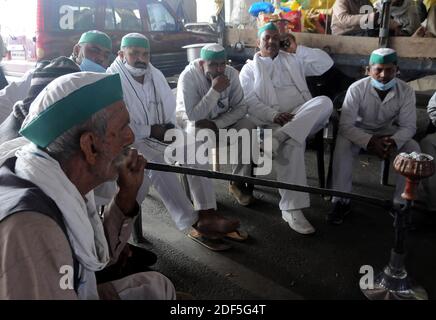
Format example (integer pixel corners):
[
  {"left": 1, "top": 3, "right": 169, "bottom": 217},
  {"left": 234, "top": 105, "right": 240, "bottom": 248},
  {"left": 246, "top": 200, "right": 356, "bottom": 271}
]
[
  {"left": 135, "top": 148, "right": 436, "bottom": 300},
  {"left": 3, "top": 69, "right": 434, "bottom": 301}
]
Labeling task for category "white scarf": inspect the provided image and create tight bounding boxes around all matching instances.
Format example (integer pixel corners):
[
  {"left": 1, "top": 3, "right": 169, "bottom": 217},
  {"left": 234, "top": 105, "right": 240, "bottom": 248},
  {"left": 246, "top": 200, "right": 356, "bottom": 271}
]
[
  {"left": 250, "top": 51, "right": 311, "bottom": 108},
  {"left": 0, "top": 138, "right": 110, "bottom": 300},
  {"left": 107, "top": 57, "right": 171, "bottom": 126}
]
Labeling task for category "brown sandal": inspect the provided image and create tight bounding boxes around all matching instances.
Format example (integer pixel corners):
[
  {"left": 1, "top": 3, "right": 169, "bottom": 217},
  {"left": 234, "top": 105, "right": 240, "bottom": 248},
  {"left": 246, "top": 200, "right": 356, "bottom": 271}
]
[
  {"left": 188, "top": 228, "right": 232, "bottom": 251},
  {"left": 225, "top": 229, "right": 249, "bottom": 242}
]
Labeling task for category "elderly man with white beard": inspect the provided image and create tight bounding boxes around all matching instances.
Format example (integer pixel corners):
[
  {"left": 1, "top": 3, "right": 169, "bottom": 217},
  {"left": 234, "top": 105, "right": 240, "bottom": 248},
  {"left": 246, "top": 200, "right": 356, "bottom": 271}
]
[
  {"left": 0, "top": 72, "right": 175, "bottom": 299},
  {"left": 107, "top": 33, "right": 244, "bottom": 250}
]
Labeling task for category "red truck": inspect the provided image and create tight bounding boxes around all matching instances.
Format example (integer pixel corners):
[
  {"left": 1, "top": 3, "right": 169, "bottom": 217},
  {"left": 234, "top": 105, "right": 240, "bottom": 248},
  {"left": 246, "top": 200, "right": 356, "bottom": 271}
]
[{"left": 4, "top": 0, "right": 217, "bottom": 77}]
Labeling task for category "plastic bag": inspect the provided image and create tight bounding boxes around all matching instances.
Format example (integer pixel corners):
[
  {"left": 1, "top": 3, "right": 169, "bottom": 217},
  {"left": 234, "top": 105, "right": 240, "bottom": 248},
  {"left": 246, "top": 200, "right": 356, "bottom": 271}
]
[
  {"left": 249, "top": 2, "right": 275, "bottom": 17},
  {"left": 281, "top": 11, "right": 302, "bottom": 32}
]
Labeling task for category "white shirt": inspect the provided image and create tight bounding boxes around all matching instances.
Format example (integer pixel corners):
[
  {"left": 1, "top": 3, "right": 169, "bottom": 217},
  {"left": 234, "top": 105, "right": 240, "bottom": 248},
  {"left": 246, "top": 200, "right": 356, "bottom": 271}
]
[
  {"left": 240, "top": 46, "right": 334, "bottom": 124},
  {"left": 339, "top": 76, "right": 417, "bottom": 149},
  {"left": 176, "top": 59, "right": 248, "bottom": 129},
  {"left": 258, "top": 55, "right": 306, "bottom": 112}
]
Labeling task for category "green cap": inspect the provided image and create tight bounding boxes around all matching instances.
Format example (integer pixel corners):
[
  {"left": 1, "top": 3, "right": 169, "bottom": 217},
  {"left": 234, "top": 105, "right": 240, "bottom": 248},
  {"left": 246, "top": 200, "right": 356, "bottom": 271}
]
[
  {"left": 20, "top": 73, "right": 123, "bottom": 148},
  {"left": 79, "top": 30, "right": 112, "bottom": 50},
  {"left": 258, "top": 22, "right": 278, "bottom": 37},
  {"left": 200, "top": 43, "right": 226, "bottom": 61},
  {"left": 121, "top": 33, "right": 150, "bottom": 49},
  {"left": 369, "top": 48, "right": 398, "bottom": 65}
]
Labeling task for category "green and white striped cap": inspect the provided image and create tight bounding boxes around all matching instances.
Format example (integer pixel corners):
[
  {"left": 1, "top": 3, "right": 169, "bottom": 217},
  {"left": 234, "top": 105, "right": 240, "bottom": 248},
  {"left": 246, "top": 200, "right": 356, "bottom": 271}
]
[
  {"left": 121, "top": 33, "right": 150, "bottom": 50},
  {"left": 79, "top": 30, "right": 112, "bottom": 50},
  {"left": 20, "top": 73, "right": 123, "bottom": 148},
  {"left": 369, "top": 48, "right": 398, "bottom": 65},
  {"left": 200, "top": 43, "right": 226, "bottom": 61}
]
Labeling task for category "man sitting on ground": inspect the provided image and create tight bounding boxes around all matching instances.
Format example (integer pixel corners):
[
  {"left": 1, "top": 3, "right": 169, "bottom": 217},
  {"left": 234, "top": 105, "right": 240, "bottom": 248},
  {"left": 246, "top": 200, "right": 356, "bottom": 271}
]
[{"left": 0, "top": 72, "right": 175, "bottom": 299}]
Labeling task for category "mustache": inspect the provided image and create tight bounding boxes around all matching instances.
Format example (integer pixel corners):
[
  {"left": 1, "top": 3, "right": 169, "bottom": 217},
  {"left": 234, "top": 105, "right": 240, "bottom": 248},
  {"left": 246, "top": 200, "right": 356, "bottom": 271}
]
[
  {"left": 114, "top": 146, "right": 134, "bottom": 169},
  {"left": 134, "top": 62, "right": 148, "bottom": 69}
]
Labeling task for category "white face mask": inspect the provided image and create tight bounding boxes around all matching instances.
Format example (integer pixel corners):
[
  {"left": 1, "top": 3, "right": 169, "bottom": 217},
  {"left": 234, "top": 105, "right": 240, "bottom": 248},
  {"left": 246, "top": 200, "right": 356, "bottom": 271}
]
[{"left": 124, "top": 60, "right": 148, "bottom": 77}]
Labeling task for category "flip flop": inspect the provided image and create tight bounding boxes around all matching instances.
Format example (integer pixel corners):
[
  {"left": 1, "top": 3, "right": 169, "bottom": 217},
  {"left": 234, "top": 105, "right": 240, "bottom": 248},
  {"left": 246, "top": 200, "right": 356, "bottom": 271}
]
[
  {"left": 188, "top": 229, "right": 232, "bottom": 251},
  {"left": 225, "top": 229, "right": 249, "bottom": 242}
]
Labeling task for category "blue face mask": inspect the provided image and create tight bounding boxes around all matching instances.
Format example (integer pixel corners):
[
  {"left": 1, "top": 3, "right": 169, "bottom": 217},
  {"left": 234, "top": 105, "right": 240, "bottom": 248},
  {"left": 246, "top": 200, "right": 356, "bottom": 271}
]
[
  {"left": 80, "top": 58, "right": 106, "bottom": 73},
  {"left": 371, "top": 78, "right": 397, "bottom": 91}
]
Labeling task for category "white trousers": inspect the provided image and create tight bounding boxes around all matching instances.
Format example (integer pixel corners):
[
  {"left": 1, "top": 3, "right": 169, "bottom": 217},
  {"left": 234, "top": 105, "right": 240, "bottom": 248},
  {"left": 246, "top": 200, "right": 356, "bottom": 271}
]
[
  {"left": 332, "top": 135, "right": 421, "bottom": 205},
  {"left": 419, "top": 133, "right": 436, "bottom": 210},
  {"left": 265, "top": 96, "right": 333, "bottom": 211},
  {"left": 187, "top": 117, "right": 258, "bottom": 178},
  {"left": 227, "top": 117, "right": 258, "bottom": 177},
  {"left": 134, "top": 138, "right": 217, "bottom": 231}
]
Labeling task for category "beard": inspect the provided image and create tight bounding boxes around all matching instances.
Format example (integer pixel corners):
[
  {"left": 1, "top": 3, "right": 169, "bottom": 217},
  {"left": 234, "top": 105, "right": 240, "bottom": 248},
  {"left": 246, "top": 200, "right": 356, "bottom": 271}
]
[{"left": 134, "top": 61, "right": 148, "bottom": 69}]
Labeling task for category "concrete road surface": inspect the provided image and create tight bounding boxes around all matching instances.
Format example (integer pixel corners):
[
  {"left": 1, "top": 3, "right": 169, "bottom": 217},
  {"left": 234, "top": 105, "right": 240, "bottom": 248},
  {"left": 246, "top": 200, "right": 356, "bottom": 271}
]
[{"left": 135, "top": 149, "right": 436, "bottom": 300}]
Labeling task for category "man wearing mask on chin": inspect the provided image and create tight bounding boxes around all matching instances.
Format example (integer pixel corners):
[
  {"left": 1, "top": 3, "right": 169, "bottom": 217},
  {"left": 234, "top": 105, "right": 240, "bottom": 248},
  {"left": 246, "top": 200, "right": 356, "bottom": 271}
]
[
  {"left": 71, "top": 30, "right": 112, "bottom": 73},
  {"left": 328, "top": 48, "right": 420, "bottom": 225},
  {"left": 107, "top": 33, "right": 241, "bottom": 250}
]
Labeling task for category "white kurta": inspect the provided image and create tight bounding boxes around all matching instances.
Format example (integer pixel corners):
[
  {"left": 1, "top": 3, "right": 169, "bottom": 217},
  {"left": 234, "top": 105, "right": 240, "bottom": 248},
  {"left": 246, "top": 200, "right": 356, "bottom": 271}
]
[
  {"left": 107, "top": 58, "right": 216, "bottom": 230},
  {"left": 176, "top": 59, "right": 256, "bottom": 177},
  {"left": 332, "top": 77, "right": 419, "bottom": 204},
  {"left": 0, "top": 70, "right": 32, "bottom": 123},
  {"left": 176, "top": 59, "right": 248, "bottom": 129},
  {"left": 338, "top": 77, "right": 417, "bottom": 150},
  {"left": 240, "top": 47, "right": 334, "bottom": 211}
]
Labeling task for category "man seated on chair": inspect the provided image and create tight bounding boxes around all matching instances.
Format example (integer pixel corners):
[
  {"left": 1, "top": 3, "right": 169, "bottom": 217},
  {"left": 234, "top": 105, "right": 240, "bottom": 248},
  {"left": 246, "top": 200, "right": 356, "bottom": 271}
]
[
  {"left": 107, "top": 33, "right": 242, "bottom": 250},
  {"left": 328, "top": 48, "right": 420, "bottom": 224},
  {"left": 0, "top": 72, "right": 175, "bottom": 299},
  {"left": 176, "top": 43, "right": 257, "bottom": 206},
  {"left": 239, "top": 23, "right": 334, "bottom": 235}
]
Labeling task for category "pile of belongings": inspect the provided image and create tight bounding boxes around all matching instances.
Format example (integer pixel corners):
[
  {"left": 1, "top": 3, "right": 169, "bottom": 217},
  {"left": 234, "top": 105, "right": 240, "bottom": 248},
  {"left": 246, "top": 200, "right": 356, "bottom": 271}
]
[{"left": 248, "top": 0, "right": 334, "bottom": 33}]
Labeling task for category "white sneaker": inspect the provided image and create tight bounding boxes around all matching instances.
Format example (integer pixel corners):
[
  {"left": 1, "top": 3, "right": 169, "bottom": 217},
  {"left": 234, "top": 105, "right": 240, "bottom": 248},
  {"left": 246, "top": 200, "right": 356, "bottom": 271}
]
[{"left": 282, "top": 210, "right": 315, "bottom": 234}]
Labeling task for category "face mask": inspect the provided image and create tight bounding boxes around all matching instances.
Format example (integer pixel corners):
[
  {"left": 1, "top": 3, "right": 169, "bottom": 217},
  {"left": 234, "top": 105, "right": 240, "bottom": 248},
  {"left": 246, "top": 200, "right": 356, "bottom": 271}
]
[
  {"left": 80, "top": 58, "right": 107, "bottom": 73},
  {"left": 371, "top": 78, "right": 397, "bottom": 91},
  {"left": 124, "top": 61, "right": 148, "bottom": 77}
]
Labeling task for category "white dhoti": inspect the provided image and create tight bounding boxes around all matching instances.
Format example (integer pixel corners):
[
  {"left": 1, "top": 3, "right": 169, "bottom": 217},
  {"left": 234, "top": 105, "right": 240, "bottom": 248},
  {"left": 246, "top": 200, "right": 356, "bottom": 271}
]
[
  {"left": 188, "top": 117, "right": 258, "bottom": 178},
  {"left": 263, "top": 96, "right": 333, "bottom": 211},
  {"left": 227, "top": 118, "right": 258, "bottom": 178},
  {"left": 134, "top": 138, "right": 217, "bottom": 231},
  {"left": 332, "top": 135, "right": 421, "bottom": 205}
]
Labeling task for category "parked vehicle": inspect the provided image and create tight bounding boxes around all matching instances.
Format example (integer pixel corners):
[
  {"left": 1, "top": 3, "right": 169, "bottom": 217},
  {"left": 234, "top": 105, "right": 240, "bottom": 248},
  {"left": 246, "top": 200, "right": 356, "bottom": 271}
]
[{"left": 33, "top": 0, "right": 217, "bottom": 76}]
